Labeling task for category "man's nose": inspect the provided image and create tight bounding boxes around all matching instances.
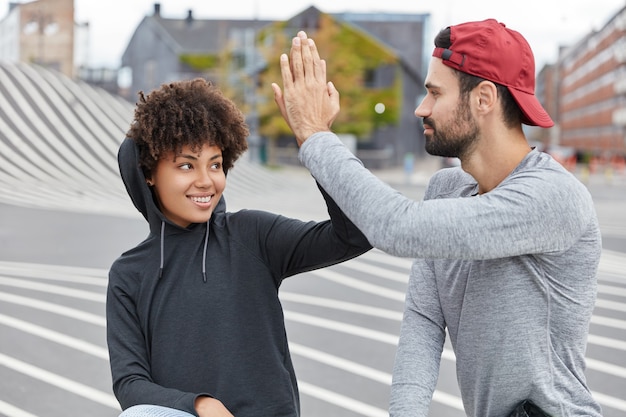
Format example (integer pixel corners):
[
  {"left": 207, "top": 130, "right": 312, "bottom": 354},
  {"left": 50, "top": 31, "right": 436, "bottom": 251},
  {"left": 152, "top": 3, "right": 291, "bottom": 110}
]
[{"left": 414, "top": 97, "right": 431, "bottom": 118}]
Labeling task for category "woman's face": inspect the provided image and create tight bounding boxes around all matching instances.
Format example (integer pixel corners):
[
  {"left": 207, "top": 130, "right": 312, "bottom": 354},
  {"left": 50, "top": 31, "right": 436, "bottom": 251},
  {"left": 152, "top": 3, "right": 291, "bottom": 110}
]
[{"left": 148, "top": 143, "right": 226, "bottom": 228}]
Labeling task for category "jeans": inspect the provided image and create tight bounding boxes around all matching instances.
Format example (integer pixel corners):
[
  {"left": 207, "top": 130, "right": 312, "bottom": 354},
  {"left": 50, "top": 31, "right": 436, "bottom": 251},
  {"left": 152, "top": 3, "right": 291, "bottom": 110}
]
[{"left": 119, "top": 405, "right": 195, "bottom": 417}]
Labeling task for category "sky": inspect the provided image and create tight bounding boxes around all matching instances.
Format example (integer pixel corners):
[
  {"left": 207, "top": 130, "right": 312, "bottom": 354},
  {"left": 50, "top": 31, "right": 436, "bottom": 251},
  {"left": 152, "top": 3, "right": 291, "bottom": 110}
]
[{"left": 2, "top": 0, "right": 625, "bottom": 70}]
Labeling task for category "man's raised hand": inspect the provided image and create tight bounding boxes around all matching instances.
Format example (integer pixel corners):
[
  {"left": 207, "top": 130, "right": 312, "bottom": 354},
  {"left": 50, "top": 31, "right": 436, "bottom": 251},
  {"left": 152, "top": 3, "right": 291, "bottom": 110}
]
[{"left": 271, "top": 31, "right": 340, "bottom": 146}]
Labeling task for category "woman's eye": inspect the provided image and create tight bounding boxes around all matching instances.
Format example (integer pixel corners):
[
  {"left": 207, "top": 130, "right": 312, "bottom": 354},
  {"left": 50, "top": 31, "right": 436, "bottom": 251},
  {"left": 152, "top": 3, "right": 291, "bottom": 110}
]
[
  {"left": 179, "top": 163, "right": 192, "bottom": 170},
  {"left": 211, "top": 162, "right": 222, "bottom": 170}
]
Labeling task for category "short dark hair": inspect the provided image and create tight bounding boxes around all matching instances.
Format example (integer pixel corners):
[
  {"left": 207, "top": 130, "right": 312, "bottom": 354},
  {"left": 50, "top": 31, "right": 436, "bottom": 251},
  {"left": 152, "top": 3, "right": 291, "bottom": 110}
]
[
  {"left": 434, "top": 27, "right": 522, "bottom": 128},
  {"left": 127, "top": 78, "right": 249, "bottom": 177}
]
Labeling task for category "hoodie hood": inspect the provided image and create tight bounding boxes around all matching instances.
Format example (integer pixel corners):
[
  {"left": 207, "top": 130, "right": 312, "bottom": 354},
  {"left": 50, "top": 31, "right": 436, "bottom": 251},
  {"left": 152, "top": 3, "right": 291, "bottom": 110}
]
[
  {"left": 117, "top": 138, "right": 226, "bottom": 282},
  {"left": 118, "top": 137, "right": 226, "bottom": 232}
]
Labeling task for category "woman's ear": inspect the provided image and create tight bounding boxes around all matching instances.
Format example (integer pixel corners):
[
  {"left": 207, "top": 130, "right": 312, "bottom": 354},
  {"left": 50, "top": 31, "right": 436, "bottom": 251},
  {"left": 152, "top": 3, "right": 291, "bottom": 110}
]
[{"left": 146, "top": 178, "right": 154, "bottom": 186}]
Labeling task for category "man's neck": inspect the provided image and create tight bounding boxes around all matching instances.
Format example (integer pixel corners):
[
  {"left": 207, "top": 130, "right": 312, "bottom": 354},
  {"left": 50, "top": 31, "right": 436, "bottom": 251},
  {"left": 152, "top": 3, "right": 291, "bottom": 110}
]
[{"left": 461, "top": 127, "right": 531, "bottom": 194}]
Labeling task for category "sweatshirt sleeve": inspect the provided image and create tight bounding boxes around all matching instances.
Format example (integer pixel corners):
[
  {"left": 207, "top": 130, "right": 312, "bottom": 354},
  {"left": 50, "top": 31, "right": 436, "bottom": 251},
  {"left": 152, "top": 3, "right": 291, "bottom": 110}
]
[
  {"left": 106, "top": 269, "right": 207, "bottom": 415},
  {"left": 390, "top": 259, "right": 445, "bottom": 417},
  {"left": 250, "top": 182, "right": 372, "bottom": 280},
  {"left": 299, "top": 132, "right": 594, "bottom": 260}
]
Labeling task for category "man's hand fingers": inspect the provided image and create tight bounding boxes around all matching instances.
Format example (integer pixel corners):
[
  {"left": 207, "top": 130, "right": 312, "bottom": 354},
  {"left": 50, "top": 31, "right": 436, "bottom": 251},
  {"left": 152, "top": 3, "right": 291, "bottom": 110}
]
[
  {"left": 291, "top": 31, "right": 325, "bottom": 84},
  {"left": 274, "top": 31, "right": 340, "bottom": 146},
  {"left": 278, "top": 53, "right": 293, "bottom": 90},
  {"left": 298, "top": 31, "right": 323, "bottom": 84},
  {"left": 326, "top": 81, "right": 340, "bottom": 128},
  {"left": 297, "top": 31, "right": 314, "bottom": 82},
  {"left": 271, "top": 82, "right": 285, "bottom": 115},
  {"left": 327, "top": 81, "right": 339, "bottom": 102},
  {"left": 271, "top": 82, "right": 290, "bottom": 129},
  {"left": 307, "top": 36, "right": 325, "bottom": 81},
  {"left": 289, "top": 35, "right": 304, "bottom": 83}
]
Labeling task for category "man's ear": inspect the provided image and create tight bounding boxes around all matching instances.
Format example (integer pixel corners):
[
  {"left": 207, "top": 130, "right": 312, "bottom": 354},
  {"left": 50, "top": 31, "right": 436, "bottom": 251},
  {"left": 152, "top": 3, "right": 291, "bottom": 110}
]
[{"left": 475, "top": 80, "right": 498, "bottom": 114}]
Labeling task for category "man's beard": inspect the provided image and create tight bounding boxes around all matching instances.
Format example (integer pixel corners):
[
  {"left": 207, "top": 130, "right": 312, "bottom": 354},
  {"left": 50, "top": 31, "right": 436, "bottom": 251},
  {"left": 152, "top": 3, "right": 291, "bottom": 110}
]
[{"left": 423, "top": 97, "right": 479, "bottom": 159}]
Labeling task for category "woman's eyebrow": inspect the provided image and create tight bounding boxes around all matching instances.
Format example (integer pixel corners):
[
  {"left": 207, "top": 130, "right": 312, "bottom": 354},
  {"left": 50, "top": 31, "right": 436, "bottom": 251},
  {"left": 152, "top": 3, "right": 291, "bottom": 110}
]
[
  {"left": 176, "top": 153, "right": 198, "bottom": 160},
  {"left": 175, "top": 152, "right": 222, "bottom": 161}
]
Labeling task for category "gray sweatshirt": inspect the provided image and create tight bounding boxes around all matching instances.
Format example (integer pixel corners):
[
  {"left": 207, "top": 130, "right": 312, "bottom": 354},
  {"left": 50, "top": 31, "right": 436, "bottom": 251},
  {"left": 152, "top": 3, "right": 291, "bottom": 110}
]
[{"left": 299, "top": 132, "right": 602, "bottom": 416}]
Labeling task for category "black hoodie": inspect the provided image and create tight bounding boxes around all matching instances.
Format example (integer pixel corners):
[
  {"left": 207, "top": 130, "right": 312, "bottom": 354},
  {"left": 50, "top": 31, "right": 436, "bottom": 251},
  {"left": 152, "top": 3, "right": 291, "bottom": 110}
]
[{"left": 106, "top": 138, "right": 372, "bottom": 416}]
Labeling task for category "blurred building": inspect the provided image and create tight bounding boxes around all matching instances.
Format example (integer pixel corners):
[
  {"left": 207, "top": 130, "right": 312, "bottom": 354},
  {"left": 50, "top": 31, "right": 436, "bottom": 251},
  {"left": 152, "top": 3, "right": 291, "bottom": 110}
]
[
  {"left": 121, "top": 4, "right": 429, "bottom": 167},
  {"left": 0, "top": 1, "right": 430, "bottom": 168},
  {"left": 329, "top": 10, "right": 430, "bottom": 165},
  {"left": 0, "top": 0, "right": 75, "bottom": 77},
  {"left": 121, "top": 3, "right": 271, "bottom": 99},
  {"left": 264, "top": 7, "right": 429, "bottom": 167},
  {"left": 559, "top": 4, "right": 626, "bottom": 157},
  {"left": 537, "top": 4, "right": 626, "bottom": 158},
  {"left": 534, "top": 62, "right": 560, "bottom": 147}
]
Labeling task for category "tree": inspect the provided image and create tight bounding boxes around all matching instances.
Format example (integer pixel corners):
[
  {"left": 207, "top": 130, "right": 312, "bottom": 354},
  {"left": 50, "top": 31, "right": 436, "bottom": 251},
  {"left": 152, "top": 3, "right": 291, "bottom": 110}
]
[{"left": 257, "top": 12, "right": 401, "bottom": 141}]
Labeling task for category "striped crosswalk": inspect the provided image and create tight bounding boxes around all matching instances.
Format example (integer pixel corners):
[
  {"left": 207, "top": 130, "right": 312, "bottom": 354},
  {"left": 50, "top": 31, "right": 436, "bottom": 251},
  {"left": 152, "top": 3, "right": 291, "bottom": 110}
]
[{"left": 0, "top": 248, "right": 625, "bottom": 416}]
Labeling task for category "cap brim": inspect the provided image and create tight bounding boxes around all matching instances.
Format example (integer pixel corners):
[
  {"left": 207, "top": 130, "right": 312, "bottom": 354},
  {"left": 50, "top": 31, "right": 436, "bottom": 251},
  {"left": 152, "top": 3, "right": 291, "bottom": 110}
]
[{"left": 508, "top": 87, "right": 554, "bottom": 128}]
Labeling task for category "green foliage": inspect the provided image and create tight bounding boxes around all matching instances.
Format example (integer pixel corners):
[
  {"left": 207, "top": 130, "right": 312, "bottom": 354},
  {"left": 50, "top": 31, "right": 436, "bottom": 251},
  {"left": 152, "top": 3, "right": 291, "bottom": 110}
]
[
  {"left": 179, "top": 53, "right": 219, "bottom": 70},
  {"left": 255, "top": 13, "right": 402, "bottom": 140}
]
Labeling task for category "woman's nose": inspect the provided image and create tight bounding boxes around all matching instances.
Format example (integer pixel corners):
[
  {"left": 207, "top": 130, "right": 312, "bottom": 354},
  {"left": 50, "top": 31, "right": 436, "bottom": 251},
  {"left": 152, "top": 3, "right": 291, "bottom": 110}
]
[{"left": 195, "top": 170, "right": 213, "bottom": 188}]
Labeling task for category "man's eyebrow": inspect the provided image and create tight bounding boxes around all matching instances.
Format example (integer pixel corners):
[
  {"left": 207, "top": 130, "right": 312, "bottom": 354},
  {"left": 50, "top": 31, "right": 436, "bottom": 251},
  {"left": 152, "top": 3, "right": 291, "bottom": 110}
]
[{"left": 424, "top": 82, "right": 439, "bottom": 90}]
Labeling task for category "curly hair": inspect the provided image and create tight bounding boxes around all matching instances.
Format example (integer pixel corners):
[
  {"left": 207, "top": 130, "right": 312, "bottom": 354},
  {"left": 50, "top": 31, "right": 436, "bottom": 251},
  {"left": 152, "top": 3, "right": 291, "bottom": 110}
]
[{"left": 127, "top": 78, "right": 249, "bottom": 177}]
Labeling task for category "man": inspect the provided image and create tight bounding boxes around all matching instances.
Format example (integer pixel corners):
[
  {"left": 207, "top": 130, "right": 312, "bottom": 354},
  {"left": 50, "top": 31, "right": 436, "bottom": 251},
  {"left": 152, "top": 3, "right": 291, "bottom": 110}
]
[{"left": 272, "top": 20, "right": 601, "bottom": 416}]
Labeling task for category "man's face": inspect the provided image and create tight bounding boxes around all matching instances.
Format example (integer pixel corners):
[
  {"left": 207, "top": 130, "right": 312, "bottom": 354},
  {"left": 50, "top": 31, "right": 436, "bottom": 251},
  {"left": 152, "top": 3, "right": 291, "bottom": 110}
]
[
  {"left": 148, "top": 143, "right": 226, "bottom": 228},
  {"left": 415, "top": 59, "right": 479, "bottom": 159}
]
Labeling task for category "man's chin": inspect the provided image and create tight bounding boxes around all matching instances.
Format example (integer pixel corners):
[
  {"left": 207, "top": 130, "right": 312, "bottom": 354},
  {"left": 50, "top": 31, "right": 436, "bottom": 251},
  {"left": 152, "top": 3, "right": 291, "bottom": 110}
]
[
  {"left": 425, "top": 147, "right": 451, "bottom": 158},
  {"left": 425, "top": 142, "right": 455, "bottom": 158}
]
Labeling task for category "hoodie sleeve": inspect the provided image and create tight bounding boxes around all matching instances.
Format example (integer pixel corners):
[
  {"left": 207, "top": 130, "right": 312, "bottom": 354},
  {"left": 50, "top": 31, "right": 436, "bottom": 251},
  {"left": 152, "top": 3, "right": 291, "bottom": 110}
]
[
  {"left": 240, "top": 182, "right": 372, "bottom": 280},
  {"left": 106, "top": 267, "right": 208, "bottom": 415}
]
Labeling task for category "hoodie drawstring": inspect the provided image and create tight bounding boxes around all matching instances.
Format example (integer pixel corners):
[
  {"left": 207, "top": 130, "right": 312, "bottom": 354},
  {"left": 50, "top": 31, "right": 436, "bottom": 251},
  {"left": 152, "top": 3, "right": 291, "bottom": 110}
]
[
  {"left": 159, "top": 221, "right": 165, "bottom": 279},
  {"left": 157, "top": 220, "right": 210, "bottom": 282},
  {"left": 202, "top": 220, "right": 210, "bottom": 283}
]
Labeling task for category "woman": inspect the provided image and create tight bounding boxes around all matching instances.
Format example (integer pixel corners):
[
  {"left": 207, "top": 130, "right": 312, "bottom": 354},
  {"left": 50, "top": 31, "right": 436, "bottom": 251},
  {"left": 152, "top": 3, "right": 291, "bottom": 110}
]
[{"left": 107, "top": 78, "right": 371, "bottom": 417}]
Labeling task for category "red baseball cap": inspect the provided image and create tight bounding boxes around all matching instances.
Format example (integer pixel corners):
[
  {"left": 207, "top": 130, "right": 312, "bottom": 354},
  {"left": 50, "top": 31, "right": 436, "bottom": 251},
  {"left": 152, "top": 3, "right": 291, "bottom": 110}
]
[{"left": 432, "top": 19, "right": 554, "bottom": 128}]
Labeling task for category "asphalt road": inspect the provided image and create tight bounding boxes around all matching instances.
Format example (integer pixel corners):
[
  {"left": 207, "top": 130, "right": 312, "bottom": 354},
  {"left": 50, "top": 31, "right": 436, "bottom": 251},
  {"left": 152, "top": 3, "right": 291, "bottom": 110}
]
[{"left": 0, "top": 161, "right": 625, "bottom": 417}]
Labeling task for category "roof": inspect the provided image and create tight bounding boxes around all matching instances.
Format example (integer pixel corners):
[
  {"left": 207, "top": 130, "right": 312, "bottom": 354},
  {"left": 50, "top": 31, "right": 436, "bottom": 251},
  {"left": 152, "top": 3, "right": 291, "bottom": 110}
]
[
  {"left": 0, "top": 62, "right": 294, "bottom": 216},
  {"left": 0, "top": 61, "right": 134, "bottom": 215},
  {"left": 155, "top": 16, "right": 271, "bottom": 54}
]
